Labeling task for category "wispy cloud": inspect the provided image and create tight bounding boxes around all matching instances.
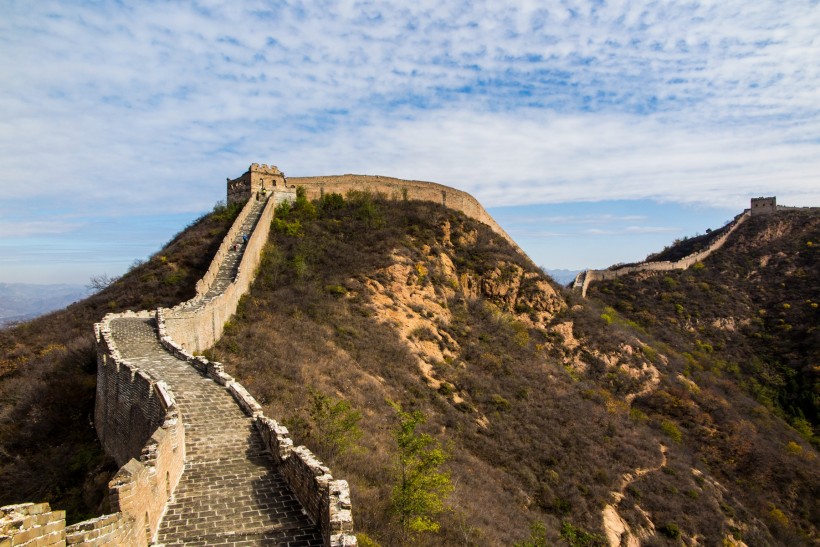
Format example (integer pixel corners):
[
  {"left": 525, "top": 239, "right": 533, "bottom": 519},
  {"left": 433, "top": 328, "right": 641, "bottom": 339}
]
[
  {"left": 0, "top": 1, "right": 818, "bottom": 281},
  {"left": 0, "top": 220, "right": 84, "bottom": 238}
]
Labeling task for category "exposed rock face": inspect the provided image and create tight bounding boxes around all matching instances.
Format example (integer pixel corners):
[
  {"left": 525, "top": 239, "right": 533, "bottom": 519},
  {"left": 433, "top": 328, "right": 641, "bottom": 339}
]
[{"left": 360, "top": 241, "right": 569, "bottom": 428}]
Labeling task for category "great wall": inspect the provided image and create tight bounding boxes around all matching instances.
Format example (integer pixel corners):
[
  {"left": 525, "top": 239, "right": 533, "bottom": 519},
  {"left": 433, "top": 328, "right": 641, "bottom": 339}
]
[
  {"left": 0, "top": 163, "right": 789, "bottom": 546},
  {"left": 571, "top": 196, "right": 781, "bottom": 298},
  {"left": 1, "top": 163, "right": 518, "bottom": 547}
]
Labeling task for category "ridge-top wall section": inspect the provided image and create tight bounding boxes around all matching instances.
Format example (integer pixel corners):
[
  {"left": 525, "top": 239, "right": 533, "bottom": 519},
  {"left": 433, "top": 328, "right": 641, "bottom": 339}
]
[
  {"left": 289, "top": 174, "right": 530, "bottom": 260},
  {"left": 578, "top": 210, "right": 750, "bottom": 297},
  {"left": 161, "top": 191, "right": 283, "bottom": 354}
]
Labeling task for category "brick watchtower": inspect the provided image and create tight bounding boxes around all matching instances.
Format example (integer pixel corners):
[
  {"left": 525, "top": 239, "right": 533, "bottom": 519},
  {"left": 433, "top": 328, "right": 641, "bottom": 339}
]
[
  {"left": 751, "top": 196, "right": 776, "bottom": 216},
  {"left": 227, "top": 163, "right": 286, "bottom": 204}
]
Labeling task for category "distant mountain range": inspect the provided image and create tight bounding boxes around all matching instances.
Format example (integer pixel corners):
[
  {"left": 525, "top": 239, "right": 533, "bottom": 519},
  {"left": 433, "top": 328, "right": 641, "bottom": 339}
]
[
  {"left": 542, "top": 268, "right": 581, "bottom": 285},
  {"left": 0, "top": 283, "right": 88, "bottom": 327}
]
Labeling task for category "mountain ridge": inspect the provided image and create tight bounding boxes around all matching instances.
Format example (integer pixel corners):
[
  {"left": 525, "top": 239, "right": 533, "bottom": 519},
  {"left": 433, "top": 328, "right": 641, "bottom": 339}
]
[
  {"left": 1, "top": 179, "right": 816, "bottom": 546},
  {"left": 211, "top": 191, "right": 817, "bottom": 545}
]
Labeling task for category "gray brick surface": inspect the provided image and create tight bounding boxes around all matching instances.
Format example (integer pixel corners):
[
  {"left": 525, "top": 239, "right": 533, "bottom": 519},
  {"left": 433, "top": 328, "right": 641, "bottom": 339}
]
[{"left": 110, "top": 317, "right": 321, "bottom": 546}]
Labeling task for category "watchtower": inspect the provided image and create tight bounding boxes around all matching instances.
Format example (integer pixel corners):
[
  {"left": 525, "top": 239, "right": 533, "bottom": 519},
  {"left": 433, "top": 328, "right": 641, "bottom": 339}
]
[
  {"left": 227, "top": 163, "right": 286, "bottom": 204},
  {"left": 751, "top": 196, "right": 776, "bottom": 216}
]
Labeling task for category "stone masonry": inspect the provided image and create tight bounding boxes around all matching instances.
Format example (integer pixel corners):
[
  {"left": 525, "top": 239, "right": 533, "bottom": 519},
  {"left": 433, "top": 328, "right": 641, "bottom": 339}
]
[
  {"left": 751, "top": 196, "right": 776, "bottom": 216},
  {"left": 228, "top": 164, "right": 286, "bottom": 205},
  {"left": 110, "top": 317, "right": 322, "bottom": 546},
  {"left": 573, "top": 204, "right": 755, "bottom": 297},
  {"left": 7, "top": 162, "right": 531, "bottom": 546},
  {"left": 3, "top": 170, "right": 356, "bottom": 546}
]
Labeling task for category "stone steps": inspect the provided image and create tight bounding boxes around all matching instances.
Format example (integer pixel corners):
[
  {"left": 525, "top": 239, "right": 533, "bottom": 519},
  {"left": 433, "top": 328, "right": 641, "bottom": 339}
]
[
  {"left": 198, "top": 199, "right": 268, "bottom": 303},
  {"left": 108, "top": 198, "right": 323, "bottom": 545}
]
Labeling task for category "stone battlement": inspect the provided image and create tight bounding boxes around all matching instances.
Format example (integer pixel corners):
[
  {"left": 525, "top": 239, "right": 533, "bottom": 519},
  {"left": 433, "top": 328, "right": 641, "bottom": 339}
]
[
  {"left": 574, "top": 206, "right": 753, "bottom": 297},
  {"left": 751, "top": 196, "right": 776, "bottom": 216},
  {"left": 289, "top": 173, "right": 532, "bottom": 263},
  {"left": 5, "top": 163, "right": 534, "bottom": 546}
]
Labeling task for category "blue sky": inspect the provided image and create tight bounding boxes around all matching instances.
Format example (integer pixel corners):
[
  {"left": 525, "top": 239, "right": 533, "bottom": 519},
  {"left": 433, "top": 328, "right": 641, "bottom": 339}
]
[{"left": 1, "top": 1, "right": 818, "bottom": 284}]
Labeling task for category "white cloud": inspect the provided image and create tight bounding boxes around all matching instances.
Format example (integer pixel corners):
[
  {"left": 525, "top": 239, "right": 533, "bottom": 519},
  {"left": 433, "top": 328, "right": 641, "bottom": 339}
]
[
  {"left": 277, "top": 109, "right": 820, "bottom": 209},
  {"left": 0, "top": 0, "right": 818, "bottom": 280},
  {"left": 0, "top": 220, "right": 83, "bottom": 238}
]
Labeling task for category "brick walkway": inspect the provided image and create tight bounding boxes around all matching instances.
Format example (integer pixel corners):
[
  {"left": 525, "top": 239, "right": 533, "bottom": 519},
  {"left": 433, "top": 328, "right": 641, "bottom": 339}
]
[
  {"left": 108, "top": 195, "right": 322, "bottom": 546},
  {"left": 186, "top": 197, "right": 268, "bottom": 312},
  {"left": 111, "top": 318, "right": 322, "bottom": 546}
]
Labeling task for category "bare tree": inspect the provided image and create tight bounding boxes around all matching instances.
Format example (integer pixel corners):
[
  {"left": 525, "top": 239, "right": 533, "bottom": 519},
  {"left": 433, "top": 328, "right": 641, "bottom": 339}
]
[{"left": 87, "top": 273, "right": 118, "bottom": 293}]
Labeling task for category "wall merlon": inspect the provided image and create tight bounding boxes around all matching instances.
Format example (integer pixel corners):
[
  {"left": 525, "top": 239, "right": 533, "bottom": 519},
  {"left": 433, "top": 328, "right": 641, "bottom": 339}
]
[
  {"left": 228, "top": 381, "right": 264, "bottom": 417},
  {"left": 154, "top": 381, "right": 175, "bottom": 410},
  {"left": 331, "top": 533, "right": 359, "bottom": 546}
]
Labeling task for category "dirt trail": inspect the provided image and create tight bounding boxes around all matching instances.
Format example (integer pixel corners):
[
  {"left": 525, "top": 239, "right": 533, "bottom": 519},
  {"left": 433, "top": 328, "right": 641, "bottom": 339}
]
[{"left": 602, "top": 443, "right": 667, "bottom": 546}]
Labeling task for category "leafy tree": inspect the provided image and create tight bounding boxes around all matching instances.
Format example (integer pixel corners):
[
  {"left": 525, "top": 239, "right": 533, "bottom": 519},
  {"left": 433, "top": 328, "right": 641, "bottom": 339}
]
[
  {"left": 389, "top": 402, "right": 452, "bottom": 540},
  {"left": 308, "top": 389, "right": 362, "bottom": 458}
]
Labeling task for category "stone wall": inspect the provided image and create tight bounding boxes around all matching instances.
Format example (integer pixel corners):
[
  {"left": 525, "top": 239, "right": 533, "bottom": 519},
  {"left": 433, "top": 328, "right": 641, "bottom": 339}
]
[
  {"left": 91, "top": 311, "right": 186, "bottom": 545},
  {"left": 1, "top": 503, "right": 66, "bottom": 546},
  {"left": 576, "top": 210, "right": 750, "bottom": 297},
  {"left": 2, "top": 311, "right": 186, "bottom": 546},
  {"left": 161, "top": 189, "right": 290, "bottom": 354},
  {"left": 94, "top": 312, "right": 166, "bottom": 467},
  {"left": 153, "top": 320, "right": 357, "bottom": 546},
  {"left": 65, "top": 513, "right": 136, "bottom": 545},
  {"left": 751, "top": 196, "right": 776, "bottom": 215},
  {"left": 289, "top": 174, "right": 529, "bottom": 261}
]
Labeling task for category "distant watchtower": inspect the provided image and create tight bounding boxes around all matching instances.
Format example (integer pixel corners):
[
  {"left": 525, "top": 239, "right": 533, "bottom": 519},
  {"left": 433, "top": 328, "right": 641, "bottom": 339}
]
[
  {"left": 227, "top": 163, "right": 286, "bottom": 204},
  {"left": 751, "top": 196, "right": 776, "bottom": 216}
]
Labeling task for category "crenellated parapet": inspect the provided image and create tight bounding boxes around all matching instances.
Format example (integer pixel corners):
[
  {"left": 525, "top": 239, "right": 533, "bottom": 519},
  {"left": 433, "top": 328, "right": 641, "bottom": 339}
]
[
  {"left": 154, "top": 313, "right": 356, "bottom": 546},
  {"left": 1, "top": 310, "right": 187, "bottom": 547},
  {"left": 288, "top": 173, "right": 531, "bottom": 263}
]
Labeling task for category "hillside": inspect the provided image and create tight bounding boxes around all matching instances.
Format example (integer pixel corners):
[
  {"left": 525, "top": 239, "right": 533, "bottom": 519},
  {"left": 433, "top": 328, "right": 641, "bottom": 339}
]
[
  {"left": 0, "top": 202, "right": 241, "bottom": 521},
  {"left": 2, "top": 189, "right": 816, "bottom": 546},
  {"left": 210, "top": 192, "right": 817, "bottom": 545},
  {"left": 586, "top": 208, "right": 819, "bottom": 544}
]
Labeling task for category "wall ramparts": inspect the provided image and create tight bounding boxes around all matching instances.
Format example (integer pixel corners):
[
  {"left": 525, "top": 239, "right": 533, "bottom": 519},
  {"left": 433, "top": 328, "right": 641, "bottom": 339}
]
[
  {"left": 152, "top": 319, "right": 357, "bottom": 546},
  {"left": 161, "top": 190, "right": 287, "bottom": 354},
  {"left": 65, "top": 512, "right": 136, "bottom": 545},
  {"left": 91, "top": 311, "right": 185, "bottom": 545},
  {"left": 577, "top": 210, "right": 750, "bottom": 297},
  {"left": 0, "top": 502, "right": 66, "bottom": 546},
  {"left": 228, "top": 163, "right": 287, "bottom": 204},
  {"left": 289, "top": 174, "right": 529, "bottom": 262},
  {"left": 194, "top": 197, "right": 255, "bottom": 296},
  {"left": 4, "top": 310, "right": 187, "bottom": 546}
]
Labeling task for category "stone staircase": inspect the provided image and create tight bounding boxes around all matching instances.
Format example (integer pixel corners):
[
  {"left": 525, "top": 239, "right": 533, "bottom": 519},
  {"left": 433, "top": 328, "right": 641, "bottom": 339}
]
[
  {"left": 193, "top": 197, "right": 267, "bottom": 309},
  {"left": 2, "top": 174, "right": 361, "bottom": 547},
  {"left": 105, "top": 195, "right": 326, "bottom": 545},
  {"left": 109, "top": 318, "right": 322, "bottom": 546}
]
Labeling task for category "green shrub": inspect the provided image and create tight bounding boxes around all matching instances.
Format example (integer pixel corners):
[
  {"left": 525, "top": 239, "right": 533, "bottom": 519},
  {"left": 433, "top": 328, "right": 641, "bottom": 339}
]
[
  {"left": 659, "top": 523, "right": 681, "bottom": 539},
  {"left": 324, "top": 284, "right": 348, "bottom": 296},
  {"left": 489, "top": 394, "right": 511, "bottom": 411},
  {"left": 559, "top": 520, "right": 606, "bottom": 546},
  {"left": 308, "top": 389, "right": 362, "bottom": 458},
  {"left": 515, "top": 521, "right": 546, "bottom": 547},
  {"left": 390, "top": 402, "right": 452, "bottom": 538},
  {"left": 660, "top": 420, "right": 683, "bottom": 443}
]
